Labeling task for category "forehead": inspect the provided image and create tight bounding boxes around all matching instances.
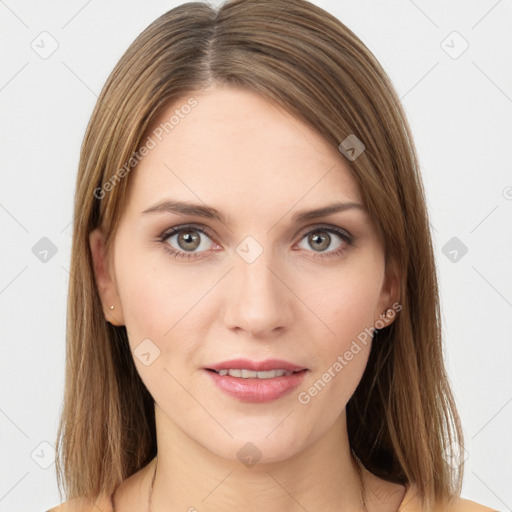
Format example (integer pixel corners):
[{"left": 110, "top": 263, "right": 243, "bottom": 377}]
[{"left": 125, "top": 87, "right": 362, "bottom": 218}]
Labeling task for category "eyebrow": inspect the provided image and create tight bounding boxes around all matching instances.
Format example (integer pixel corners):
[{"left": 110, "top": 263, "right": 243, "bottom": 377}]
[{"left": 141, "top": 199, "right": 365, "bottom": 223}]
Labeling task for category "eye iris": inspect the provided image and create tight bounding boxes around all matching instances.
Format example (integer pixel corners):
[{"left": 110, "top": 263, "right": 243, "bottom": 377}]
[
  {"left": 309, "top": 231, "right": 330, "bottom": 251},
  {"left": 178, "top": 230, "right": 201, "bottom": 251}
]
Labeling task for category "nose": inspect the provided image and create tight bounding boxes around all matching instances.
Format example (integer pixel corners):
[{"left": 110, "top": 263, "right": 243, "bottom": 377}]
[{"left": 222, "top": 245, "right": 293, "bottom": 339}]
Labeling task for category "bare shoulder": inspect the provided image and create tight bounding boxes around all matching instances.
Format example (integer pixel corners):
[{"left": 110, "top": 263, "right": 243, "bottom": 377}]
[
  {"left": 45, "top": 494, "right": 112, "bottom": 512},
  {"left": 447, "top": 496, "right": 499, "bottom": 512},
  {"left": 400, "top": 484, "right": 498, "bottom": 512}
]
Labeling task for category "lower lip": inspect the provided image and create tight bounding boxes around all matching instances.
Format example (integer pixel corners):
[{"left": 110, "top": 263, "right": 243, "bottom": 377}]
[{"left": 205, "top": 369, "right": 308, "bottom": 403}]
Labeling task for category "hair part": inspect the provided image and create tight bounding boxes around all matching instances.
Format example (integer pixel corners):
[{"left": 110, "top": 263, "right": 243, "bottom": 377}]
[{"left": 56, "top": 1, "right": 464, "bottom": 510}]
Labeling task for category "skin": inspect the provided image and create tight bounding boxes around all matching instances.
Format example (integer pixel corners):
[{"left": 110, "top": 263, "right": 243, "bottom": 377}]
[{"left": 89, "top": 85, "right": 404, "bottom": 511}]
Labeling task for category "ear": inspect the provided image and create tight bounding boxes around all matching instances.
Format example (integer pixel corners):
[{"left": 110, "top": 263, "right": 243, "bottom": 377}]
[
  {"left": 89, "top": 227, "right": 125, "bottom": 326},
  {"left": 374, "top": 256, "right": 401, "bottom": 329}
]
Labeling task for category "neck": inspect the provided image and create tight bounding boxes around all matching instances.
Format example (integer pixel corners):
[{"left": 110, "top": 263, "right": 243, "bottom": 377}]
[{"left": 148, "top": 406, "right": 365, "bottom": 512}]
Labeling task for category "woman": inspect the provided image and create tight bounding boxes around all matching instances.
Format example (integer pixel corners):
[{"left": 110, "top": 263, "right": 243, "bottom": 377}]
[{"left": 49, "top": 0, "right": 497, "bottom": 510}]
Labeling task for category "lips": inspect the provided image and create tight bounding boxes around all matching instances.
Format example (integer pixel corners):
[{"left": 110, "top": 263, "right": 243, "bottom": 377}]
[
  {"left": 205, "top": 358, "right": 307, "bottom": 372},
  {"left": 213, "top": 368, "right": 294, "bottom": 378},
  {"left": 204, "top": 358, "right": 308, "bottom": 403}
]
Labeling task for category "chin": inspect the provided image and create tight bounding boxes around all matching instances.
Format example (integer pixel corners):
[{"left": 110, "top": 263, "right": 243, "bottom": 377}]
[
  {"left": 196, "top": 418, "right": 317, "bottom": 467},
  {"left": 209, "top": 437, "right": 305, "bottom": 467}
]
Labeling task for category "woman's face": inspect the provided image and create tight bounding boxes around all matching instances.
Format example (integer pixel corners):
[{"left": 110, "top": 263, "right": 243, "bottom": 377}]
[{"left": 90, "top": 86, "right": 398, "bottom": 464}]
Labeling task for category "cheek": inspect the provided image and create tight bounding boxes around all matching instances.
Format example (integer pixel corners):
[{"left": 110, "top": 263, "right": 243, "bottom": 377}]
[
  {"left": 296, "top": 285, "right": 377, "bottom": 430},
  {"left": 300, "top": 254, "right": 383, "bottom": 345},
  {"left": 114, "top": 237, "right": 208, "bottom": 341},
  {"left": 295, "top": 255, "right": 383, "bottom": 401},
  {"left": 113, "top": 251, "right": 208, "bottom": 407},
  {"left": 113, "top": 242, "right": 222, "bottom": 390},
  {"left": 117, "top": 265, "right": 170, "bottom": 343}
]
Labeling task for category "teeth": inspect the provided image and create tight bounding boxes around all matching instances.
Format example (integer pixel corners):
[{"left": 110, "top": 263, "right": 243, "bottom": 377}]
[{"left": 215, "top": 369, "right": 294, "bottom": 378}]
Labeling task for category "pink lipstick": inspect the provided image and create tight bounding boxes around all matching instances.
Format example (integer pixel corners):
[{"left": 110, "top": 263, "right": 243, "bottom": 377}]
[{"left": 204, "top": 358, "right": 308, "bottom": 403}]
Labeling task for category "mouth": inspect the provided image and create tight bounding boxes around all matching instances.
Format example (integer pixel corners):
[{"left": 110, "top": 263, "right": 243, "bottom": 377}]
[
  {"left": 203, "top": 359, "right": 309, "bottom": 403},
  {"left": 205, "top": 368, "right": 305, "bottom": 379},
  {"left": 205, "top": 358, "right": 307, "bottom": 373}
]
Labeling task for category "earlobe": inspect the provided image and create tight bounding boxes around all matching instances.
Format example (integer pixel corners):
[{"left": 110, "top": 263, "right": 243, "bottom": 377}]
[
  {"left": 88, "top": 227, "right": 124, "bottom": 326},
  {"left": 374, "top": 258, "right": 401, "bottom": 329}
]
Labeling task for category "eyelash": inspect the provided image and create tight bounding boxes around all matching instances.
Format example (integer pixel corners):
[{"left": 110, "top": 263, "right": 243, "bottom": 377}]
[{"left": 156, "top": 223, "right": 353, "bottom": 261}]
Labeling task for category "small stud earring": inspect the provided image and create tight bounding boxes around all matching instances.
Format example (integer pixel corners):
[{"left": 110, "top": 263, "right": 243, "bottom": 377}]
[{"left": 109, "top": 305, "right": 115, "bottom": 310}]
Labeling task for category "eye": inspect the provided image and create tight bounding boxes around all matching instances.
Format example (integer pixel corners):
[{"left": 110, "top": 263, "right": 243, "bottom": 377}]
[
  {"left": 157, "top": 225, "right": 218, "bottom": 260},
  {"left": 156, "top": 224, "right": 353, "bottom": 260},
  {"left": 296, "top": 225, "right": 353, "bottom": 258}
]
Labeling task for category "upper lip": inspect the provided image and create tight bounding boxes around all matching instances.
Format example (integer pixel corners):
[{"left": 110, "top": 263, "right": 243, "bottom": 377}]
[{"left": 205, "top": 359, "right": 307, "bottom": 372}]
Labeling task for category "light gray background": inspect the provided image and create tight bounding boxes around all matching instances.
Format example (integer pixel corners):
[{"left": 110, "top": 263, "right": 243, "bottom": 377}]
[{"left": 1, "top": 1, "right": 511, "bottom": 511}]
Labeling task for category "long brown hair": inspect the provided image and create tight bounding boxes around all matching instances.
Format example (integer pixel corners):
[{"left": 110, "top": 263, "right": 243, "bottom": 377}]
[{"left": 56, "top": 1, "right": 464, "bottom": 509}]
